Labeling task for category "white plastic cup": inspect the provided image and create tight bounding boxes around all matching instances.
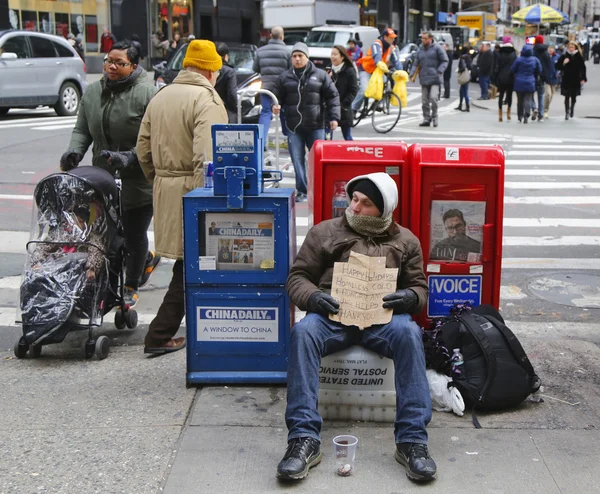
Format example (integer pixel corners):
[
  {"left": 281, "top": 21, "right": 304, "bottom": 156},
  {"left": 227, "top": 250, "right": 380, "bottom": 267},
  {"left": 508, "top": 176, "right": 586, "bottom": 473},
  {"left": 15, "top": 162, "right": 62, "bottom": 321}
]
[{"left": 333, "top": 435, "right": 358, "bottom": 476}]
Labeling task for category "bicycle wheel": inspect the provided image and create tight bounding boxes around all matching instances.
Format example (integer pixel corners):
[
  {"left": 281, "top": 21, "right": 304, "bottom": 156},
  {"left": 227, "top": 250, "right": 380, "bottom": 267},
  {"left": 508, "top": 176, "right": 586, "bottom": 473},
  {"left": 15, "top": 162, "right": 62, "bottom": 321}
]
[{"left": 371, "top": 92, "right": 402, "bottom": 134}]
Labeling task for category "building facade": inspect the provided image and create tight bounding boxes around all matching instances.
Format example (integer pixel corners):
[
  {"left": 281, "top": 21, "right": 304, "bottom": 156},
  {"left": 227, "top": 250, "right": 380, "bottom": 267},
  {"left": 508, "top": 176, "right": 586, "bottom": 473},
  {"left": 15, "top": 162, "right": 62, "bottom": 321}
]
[{"left": 0, "top": 0, "right": 259, "bottom": 72}]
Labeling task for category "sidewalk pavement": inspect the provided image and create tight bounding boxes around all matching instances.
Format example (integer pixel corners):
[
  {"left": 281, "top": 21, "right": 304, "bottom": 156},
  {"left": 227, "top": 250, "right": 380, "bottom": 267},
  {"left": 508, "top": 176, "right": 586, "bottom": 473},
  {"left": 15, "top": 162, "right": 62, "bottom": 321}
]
[
  {"left": 470, "top": 61, "right": 600, "bottom": 119},
  {"left": 1, "top": 321, "right": 599, "bottom": 493}
]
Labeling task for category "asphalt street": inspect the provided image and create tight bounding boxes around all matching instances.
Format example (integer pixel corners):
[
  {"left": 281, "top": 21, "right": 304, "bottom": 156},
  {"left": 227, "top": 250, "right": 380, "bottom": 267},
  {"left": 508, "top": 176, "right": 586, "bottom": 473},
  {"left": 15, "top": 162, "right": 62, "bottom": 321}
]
[{"left": 1, "top": 65, "right": 600, "bottom": 493}]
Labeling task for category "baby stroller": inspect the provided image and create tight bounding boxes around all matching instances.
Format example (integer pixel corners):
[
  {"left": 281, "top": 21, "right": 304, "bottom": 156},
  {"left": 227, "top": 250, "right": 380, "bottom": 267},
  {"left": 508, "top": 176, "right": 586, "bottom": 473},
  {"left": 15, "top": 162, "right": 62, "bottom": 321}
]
[{"left": 15, "top": 166, "right": 138, "bottom": 360}]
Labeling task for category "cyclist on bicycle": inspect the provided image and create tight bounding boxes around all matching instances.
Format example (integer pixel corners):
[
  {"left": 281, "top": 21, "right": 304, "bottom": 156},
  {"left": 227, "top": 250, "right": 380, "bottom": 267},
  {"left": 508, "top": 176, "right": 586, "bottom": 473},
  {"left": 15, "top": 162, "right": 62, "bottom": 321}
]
[{"left": 352, "top": 28, "right": 403, "bottom": 113}]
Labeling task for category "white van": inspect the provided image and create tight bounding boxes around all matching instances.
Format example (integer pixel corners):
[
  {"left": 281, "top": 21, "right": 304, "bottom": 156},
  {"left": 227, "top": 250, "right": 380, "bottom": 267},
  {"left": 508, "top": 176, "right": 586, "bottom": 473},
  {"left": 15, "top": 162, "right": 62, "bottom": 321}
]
[{"left": 306, "top": 23, "right": 381, "bottom": 69}]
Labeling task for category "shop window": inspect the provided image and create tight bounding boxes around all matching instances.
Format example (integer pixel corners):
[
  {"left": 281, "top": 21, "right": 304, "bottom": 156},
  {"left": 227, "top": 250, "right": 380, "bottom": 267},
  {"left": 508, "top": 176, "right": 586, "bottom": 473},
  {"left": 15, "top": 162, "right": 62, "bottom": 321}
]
[
  {"left": 38, "top": 12, "right": 54, "bottom": 35},
  {"left": 8, "top": 9, "right": 20, "bottom": 30},
  {"left": 22, "top": 11, "right": 38, "bottom": 32},
  {"left": 55, "top": 14, "right": 70, "bottom": 38},
  {"left": 71, "top": 15, "right": 84, "bottom": 38},
  {"left": 86, "top": 16, "right": 99, "bottom": 52},
  {"left": 171, "top": 0, "right": 192, "bottom": 37},
  {"left": 29, "top": 36, "right": 57, "bottom": 58}
]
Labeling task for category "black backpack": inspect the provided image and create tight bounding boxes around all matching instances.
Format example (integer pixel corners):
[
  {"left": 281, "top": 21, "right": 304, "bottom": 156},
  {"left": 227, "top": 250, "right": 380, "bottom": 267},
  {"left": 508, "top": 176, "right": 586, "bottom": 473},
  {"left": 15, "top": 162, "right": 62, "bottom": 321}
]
[{"left": 439, "top": 305, "right": 541, "bottom": 427}]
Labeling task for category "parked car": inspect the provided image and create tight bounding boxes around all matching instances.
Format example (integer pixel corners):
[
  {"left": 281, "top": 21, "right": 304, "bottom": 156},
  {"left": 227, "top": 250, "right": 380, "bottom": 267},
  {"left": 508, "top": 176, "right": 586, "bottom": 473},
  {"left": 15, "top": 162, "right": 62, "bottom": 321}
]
[
  {"left": 0, "top": 30, "right": 87, "bottom": 117},
  {"left": 398, "top": 42, "right": 418, "bottom": 72},
  {"left": 154, "top": 42, "right": 260, "bottom": 122}
]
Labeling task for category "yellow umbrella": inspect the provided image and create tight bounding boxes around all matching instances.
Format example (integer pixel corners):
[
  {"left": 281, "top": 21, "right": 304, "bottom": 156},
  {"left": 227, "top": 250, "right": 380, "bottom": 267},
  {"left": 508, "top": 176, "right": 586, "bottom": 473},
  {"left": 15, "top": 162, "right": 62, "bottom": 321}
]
[{"left": 511, "top": 4, "right": 565, "bottom": 24}]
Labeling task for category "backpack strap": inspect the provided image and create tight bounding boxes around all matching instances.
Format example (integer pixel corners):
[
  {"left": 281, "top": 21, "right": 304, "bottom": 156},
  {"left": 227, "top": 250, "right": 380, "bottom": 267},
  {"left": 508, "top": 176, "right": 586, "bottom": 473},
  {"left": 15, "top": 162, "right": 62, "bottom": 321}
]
[
  {"left": 459, "top": 312, "right": 497, "bottom": 404},
  {"left": 486, "top": 315, "right": 541, "bottom": 393}
]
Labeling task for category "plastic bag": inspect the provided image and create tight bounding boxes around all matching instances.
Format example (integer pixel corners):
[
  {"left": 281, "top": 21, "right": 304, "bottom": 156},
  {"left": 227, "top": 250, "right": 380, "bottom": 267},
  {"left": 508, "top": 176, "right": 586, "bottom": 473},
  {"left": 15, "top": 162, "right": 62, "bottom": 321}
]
[
  {"left": 364, "top": 61, "right": 389, "bottom": 101},
  {"left": 426, "top": 369, "right": 465, "bottom": 416},
  {"left": 391, "top": 70, "right": 408, "bottom": 107}
]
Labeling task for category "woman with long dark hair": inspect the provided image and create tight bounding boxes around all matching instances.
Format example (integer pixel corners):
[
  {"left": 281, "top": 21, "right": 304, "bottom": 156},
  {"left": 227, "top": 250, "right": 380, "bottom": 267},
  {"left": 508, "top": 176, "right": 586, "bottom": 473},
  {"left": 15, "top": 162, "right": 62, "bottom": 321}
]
[
  {"left": 555, "top": 41, "right": 587, "bottom": 120},
  {"left": 326, "top": 45, "right": 358, "bottom": 140},
  {"left": 494, "top": 36, "right": 516, "bottom": 122}
]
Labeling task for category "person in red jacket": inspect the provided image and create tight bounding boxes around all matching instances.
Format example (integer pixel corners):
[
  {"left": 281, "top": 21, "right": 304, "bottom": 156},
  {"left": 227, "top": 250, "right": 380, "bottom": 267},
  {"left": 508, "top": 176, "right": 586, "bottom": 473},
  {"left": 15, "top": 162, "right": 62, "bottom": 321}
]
[{"left": 100, "top": 27, "right": 116, "bottom": 53}]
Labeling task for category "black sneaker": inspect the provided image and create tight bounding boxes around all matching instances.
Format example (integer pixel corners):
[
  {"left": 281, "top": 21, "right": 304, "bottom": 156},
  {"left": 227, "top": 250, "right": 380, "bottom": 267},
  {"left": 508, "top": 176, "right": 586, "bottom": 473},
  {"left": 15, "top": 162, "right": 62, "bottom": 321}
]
[
  {"left": 139, "top": 251, "right": 161, "bottom": 288},
  {"left": 395, "top": 443, "right": 437, "bottom": 482},
  {"left": 419, "top": 120, "right": 431, "bottom": 127},
  {"left": 277, "top": 437, "right": 322, "bottom": 480}
]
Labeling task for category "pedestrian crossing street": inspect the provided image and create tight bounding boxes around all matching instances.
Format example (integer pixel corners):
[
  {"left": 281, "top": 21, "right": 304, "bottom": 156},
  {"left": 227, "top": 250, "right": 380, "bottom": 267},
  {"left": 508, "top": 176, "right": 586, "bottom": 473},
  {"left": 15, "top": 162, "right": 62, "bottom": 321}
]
[
  {"left": 1, "top": 134, "right": 599, "bottom": 327},
  {"left": 0, "top": 87, "right": 444, "bottom": 133}
]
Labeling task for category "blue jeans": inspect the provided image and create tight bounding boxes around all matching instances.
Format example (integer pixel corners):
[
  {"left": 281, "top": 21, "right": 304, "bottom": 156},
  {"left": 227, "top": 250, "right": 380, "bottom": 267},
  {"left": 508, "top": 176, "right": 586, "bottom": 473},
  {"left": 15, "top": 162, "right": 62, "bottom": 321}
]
[
  {"left": 479, "top": 75, "right": 490, "bottom": 98},
  {"left": 459, "top": 83, "right": 470, "bottom": 105},
  {"left": 324, "top": 125, "right": 353, "bottom": 141},
  {"left": 285, "top": 313, "right": 432, "bottom": 444},
  {"left": 287, "top": 127, "right": 324, "bottom": 195},
  {"left": 352, "top": 70, "right": 371, "bottom": 111},
  {"left": 531, "top": 82, "right": 545, "bottom": 115},
  {"left": 259, "top": 94, "right": 288, "bottom": 145}
]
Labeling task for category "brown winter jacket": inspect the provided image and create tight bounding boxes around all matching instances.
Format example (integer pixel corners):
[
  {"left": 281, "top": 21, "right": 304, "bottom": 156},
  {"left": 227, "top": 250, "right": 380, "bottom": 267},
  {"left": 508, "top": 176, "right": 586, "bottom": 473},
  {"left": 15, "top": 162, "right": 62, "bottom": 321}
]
[{"left": 286, "top": 215, "right": 428, "bottom": 313}]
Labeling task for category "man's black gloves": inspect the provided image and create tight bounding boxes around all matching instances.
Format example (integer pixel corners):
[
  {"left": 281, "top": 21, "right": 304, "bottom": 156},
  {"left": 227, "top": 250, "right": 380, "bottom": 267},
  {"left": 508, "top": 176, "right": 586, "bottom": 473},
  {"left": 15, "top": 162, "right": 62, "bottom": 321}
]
[
  {"left": 99, "top": 150, "right": 138, "bottom": 170},
  {"left": 307, "top": 291, "right": 340, "bottom": 317},
  {"left": 59, "top": 150, "right": 83, "bottom": 171},
  {"left": 382, "top": 289, "right": 418, "bottom": 313}
]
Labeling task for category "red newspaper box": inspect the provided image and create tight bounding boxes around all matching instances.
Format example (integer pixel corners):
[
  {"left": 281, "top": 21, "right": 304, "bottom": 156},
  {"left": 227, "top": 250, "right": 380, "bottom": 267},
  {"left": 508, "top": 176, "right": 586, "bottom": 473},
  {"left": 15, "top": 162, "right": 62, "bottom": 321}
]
[
  {"left": 408, "top": 144, "right": 505, "bottom": 325},
  {"left": 308, "top": 141, "right": 409, "bottom": 227}
]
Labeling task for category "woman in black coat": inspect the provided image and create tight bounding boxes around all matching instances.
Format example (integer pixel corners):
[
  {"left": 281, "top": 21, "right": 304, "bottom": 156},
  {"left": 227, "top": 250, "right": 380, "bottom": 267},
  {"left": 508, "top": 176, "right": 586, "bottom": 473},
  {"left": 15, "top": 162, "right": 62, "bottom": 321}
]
[
  {"left": 555, "top": 41, "right": 587, "bottom": 120},
  {"left": 327, "top": 45, "right": 358, "bottom": 140},
  {"left": 493, "top": 39, "right": 516, "bottom": 122}
]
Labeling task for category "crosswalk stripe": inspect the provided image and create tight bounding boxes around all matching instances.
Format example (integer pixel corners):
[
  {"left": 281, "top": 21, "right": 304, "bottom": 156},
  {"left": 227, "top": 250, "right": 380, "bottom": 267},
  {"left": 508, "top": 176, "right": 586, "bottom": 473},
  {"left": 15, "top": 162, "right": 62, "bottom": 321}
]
[
  {"left": 503, "top": 218, "right": 600, "bottom": 227},
  {"left": 0, "top": 116, "right": 76, "bottom": 127},
  {"left": 506, "top": 159, "right": 600, "bottom": 166},
  {"left": 511, "top": 144, "right": 600, "bottom": 150},
  {"left": 502, "top": 258, "right": 600, "bottom": 269},
  {"left": 505, "top": 182, "right": 600, "bottom": 189},
  {"left": 506, "top": 169, "right": 600, "bottom": 176},
  {"left": 504, "top": 236, "right": 600, "bottom": 246},
  {"left": 507, "top": 151, "right": 600, "bottom": 157},
  {"left": 30, "top": 124, "right": 76, "bottom": 131},
  {"left": 505, "top": 197, "right": 600, "bottom": 205}
]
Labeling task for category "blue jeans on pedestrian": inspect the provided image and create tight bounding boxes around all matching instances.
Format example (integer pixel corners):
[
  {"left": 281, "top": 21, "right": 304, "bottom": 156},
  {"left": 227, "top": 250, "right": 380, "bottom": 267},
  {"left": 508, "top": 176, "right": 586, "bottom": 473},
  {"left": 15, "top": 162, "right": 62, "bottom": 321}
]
[
  {"left": 479, "top": 75, "right": 490, "bottom": 98},
  {"left": 287, "top": 127, "right": 324, "bottom": 195},
  {"left": 459, "top": 83, "right": 470, "bottom": 105},
  {"left": 324, "top": 125, "right": 353, "bottom": 141},
  {"left": 259, "top": 95, "right": 289, "bottom": 145},
  {"left": 352, "top": 70, "right": 372, "bottom": 111},
  {"left": 531, "top": 82, "right": 545, "bottom": 115},
  {"left": 285, "top": 313, "right": 432, "bottom": 445}
]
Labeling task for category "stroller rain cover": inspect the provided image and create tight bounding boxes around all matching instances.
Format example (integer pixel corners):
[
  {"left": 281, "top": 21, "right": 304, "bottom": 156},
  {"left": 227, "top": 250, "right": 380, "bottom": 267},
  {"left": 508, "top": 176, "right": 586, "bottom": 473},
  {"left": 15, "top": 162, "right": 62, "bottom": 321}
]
[{"left": 20, "top": 168, "right": 118, "bottom": 345}]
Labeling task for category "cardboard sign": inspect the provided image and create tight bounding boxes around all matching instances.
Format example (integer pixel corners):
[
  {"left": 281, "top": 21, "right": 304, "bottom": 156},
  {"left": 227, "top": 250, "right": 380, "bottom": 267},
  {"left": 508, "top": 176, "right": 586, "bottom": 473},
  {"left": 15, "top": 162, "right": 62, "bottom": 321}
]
[{"left": 330, "top": 251, "right": 398, "bottom": 330}]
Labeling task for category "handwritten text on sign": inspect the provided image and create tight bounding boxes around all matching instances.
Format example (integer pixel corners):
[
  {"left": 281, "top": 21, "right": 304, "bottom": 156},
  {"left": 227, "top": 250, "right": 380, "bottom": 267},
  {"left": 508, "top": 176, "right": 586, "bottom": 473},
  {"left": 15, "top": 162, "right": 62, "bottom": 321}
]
[{"left": 330, "top": 251, "right": 398, "bottom": 329}]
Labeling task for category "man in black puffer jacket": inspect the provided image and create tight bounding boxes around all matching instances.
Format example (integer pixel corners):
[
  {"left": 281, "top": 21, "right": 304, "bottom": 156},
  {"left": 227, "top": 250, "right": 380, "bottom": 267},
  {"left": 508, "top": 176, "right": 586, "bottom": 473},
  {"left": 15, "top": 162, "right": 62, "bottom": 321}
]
[
  {"left": 253, "top": 26, "right": 291, "bottom": 142},
  {"left": 272, "top": 42, "right": 340, "bottom": 201}
]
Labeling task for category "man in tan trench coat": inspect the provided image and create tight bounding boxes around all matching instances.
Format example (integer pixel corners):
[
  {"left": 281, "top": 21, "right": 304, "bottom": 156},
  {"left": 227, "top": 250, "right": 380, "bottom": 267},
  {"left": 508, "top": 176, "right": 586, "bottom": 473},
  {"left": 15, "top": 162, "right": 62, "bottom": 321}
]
[{"left": 137, "top": 40, "right": 227, "bottom": 354}]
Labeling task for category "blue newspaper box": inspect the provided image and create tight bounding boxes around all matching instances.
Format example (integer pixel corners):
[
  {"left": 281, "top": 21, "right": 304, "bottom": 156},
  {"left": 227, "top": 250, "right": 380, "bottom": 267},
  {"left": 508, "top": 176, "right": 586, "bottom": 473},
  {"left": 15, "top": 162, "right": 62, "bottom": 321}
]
[
  {"left": 212, "top": 124, "right": 264, "bottom": 202},
  {"left": 183, "top": 123, "right": 295, "bottom": 384}
]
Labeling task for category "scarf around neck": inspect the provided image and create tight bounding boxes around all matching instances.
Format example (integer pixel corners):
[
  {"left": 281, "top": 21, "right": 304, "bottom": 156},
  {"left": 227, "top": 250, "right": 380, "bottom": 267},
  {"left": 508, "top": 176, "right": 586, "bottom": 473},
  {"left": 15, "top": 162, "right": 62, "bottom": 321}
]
[
  {"left": 104, "top": 65, "right": 142, "bottom": 91},
  {"left": 331, "top": 62, "right": 343, "bottom": 74},
  {"left": 345, "top": 208, "right": 393, "bottom": 236}
]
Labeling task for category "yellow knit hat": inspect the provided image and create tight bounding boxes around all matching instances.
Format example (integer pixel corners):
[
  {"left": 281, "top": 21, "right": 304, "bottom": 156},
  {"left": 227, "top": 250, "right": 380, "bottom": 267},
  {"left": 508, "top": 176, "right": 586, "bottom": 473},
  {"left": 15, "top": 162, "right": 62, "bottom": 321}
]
[{"left": 182, "top": 40, "right": 222, "bottom": 72}]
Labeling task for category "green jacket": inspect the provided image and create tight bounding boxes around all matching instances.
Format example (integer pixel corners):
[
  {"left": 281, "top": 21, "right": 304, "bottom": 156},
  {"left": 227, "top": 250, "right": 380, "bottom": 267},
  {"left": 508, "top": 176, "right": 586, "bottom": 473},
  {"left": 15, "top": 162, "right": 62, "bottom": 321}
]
[{"left": 68, "top": 68, "right": 158, "bottom": 210}]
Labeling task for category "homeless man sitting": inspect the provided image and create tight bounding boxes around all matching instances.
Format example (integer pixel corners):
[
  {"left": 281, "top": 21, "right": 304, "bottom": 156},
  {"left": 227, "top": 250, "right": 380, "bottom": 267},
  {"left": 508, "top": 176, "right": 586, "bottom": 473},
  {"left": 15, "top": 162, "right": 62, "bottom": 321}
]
[{"left": 278, "top": 172, "right": 436, "bottom": 482}]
